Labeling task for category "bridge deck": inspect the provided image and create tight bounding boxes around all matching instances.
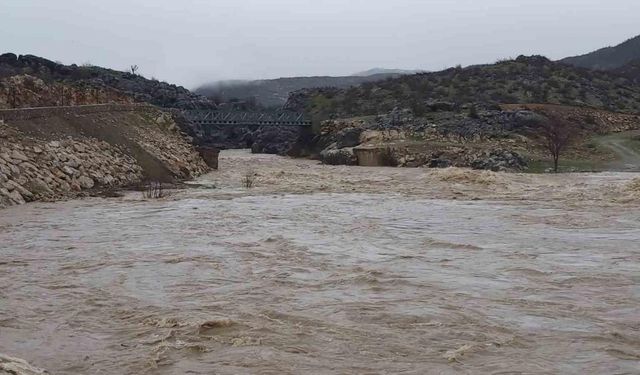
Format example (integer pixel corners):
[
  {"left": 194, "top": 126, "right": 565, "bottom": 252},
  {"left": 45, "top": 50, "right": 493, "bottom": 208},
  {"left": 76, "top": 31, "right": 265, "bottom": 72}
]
[{"left": 183, "top": 110, "right": 311, "bottom": 126}]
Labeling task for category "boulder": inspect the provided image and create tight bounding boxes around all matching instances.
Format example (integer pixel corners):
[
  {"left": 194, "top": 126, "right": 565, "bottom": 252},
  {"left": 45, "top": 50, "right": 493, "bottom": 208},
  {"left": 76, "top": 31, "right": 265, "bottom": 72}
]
[
  {"left": 5, "top": 180, "right": 33, "bottom": 199},
  {"left": 334, "top": 127, "right": 363, "bottom": 149},
  {"left": 251, "top": 126, "right": 303, "bottom": 155},
  {"left": 73, "top": 143, "right": 86, "bottom": 153},
  {"left": 470, "top": 150, "right": 527, "bottom": 171},
  {"left": 77, "top": 175, "right": 95, "bottom": 189},
  {"left": 320, "top": 148, "right": 358, "bottom": 166},
  {"left": 11, "top": 150, "right": 29, "bottom": 162},
  {"left": 0, "top": 187, "right": 25, "bottom": 204},
  {"left": 25, "top": 178, "right": 54, "bottom": 196},
  {"left": 61, "top": 165, "right": 77, "bottom": 176}
]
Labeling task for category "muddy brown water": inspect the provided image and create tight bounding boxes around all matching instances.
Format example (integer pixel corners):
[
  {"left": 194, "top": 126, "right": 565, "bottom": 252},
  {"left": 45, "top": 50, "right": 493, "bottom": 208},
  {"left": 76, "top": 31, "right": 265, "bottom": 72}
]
[{"left": 1, "top": 150, "right": 640, "bottom": 374}]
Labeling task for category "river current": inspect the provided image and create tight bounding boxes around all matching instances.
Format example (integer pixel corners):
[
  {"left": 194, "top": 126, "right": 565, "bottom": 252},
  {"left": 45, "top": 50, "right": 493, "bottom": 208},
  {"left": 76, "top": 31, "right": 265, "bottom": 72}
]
[{"left": 1, "top": 150, "right": 639, "bottom": 374}]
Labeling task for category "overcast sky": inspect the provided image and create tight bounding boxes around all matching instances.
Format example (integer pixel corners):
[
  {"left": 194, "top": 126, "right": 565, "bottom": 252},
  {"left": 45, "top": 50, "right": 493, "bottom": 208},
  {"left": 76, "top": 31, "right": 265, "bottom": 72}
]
[{"left": 3, "top": 0, "right": 639, "bottom": 88}]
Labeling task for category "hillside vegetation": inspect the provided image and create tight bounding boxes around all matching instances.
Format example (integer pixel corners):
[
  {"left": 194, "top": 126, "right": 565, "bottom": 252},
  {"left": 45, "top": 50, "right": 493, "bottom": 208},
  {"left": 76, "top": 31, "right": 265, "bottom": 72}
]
[
  {"left": 293, "top": 56, "right": 640, "bottom": 118},
  {"left": 561, "top": 35, "right": 640, "bottom": 71}
]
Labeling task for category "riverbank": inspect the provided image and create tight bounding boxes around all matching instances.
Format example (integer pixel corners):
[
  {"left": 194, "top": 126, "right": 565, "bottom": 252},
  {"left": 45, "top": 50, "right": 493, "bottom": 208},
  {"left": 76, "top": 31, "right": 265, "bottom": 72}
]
[{"left": 0, "top": 105, "right": 209, "bottom": 208}]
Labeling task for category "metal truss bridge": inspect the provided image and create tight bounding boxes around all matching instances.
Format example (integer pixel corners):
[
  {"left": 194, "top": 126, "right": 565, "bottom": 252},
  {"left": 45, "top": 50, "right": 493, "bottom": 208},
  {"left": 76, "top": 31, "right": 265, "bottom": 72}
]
[{"left": 183, "top": 110, "right": 311, "bottom": 127}]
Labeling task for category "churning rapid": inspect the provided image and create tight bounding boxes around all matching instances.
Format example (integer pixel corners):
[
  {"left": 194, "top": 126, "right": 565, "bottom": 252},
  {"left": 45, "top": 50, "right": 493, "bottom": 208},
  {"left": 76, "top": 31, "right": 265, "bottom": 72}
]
[{"left": 1, "top": 150, "right": 639, "bottom": 374}]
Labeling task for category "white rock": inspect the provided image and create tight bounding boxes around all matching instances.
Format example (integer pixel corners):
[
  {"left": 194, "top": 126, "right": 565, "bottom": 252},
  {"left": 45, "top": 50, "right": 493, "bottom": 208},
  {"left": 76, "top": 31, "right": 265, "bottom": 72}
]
[
  {"left": 73, "top": 143, "right": 86, "bottom": 153},
  {"left": 11, "top": 150, "right": 29, "bottom": 162},
  {"left": 65, "top": 156, "right": 80, "bottom": 168},
  {"left": 61, "top": 165, "right": 77, "bottom": 176},
  {"left": 77, "top": 175, "right": 95, "bottom": 189}
]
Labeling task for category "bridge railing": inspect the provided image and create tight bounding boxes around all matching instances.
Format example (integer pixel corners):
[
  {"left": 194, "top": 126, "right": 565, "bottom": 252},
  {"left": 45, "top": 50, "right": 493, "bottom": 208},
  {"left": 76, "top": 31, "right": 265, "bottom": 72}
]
[{"left": 183, "top": 110, "right": 311, "bottom": 126}]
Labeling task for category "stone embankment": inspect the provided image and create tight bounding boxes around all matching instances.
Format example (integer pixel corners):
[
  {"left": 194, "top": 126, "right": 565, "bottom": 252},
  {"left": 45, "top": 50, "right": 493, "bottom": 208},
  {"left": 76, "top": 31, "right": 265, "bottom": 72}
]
[{"left": 0, "top": 104, "right": 209, "bottom": 208}]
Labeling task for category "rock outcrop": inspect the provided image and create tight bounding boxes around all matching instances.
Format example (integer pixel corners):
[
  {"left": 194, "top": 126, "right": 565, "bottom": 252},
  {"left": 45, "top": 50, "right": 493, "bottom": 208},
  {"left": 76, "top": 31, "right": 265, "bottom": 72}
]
[
  {"left": 0, "top": 53, "right": 214, "bottom": 110},
  {"left": 320, "top": 148, "right": 358, "bottom": 165},
  {"left": 251, "top": 126, "right": 308, "bottom": 156},
  {"left": 0, "top": 104, "right": 209, "bottom": 208},
  {"left": 469, "top": 150, "right": 527, "bottom": 172}
]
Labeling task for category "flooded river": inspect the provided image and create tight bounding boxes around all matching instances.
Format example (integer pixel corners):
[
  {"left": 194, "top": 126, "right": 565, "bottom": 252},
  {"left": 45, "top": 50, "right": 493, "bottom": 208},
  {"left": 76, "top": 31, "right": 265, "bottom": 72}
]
[{"left": 1, "top": 150, "right": 639, "bottom": 374}]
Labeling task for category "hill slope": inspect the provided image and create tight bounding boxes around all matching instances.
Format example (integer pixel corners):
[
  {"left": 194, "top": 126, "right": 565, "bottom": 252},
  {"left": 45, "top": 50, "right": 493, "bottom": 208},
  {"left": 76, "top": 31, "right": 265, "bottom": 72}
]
[
  {"left": 560, "top": 35, "right": 640, "bottom": 70},
  {"left": 0, "top": 53, "right": 214, "bottom": 109},
  {"left": 291, "top": 55, "right": 640, "bottom": 118}
]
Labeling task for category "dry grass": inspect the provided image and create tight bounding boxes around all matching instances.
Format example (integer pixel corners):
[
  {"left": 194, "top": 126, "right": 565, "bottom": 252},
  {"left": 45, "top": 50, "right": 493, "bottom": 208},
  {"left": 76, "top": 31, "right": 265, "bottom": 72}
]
[
  {"left": 142, "top": 181, "right": 165, "bottom": 199},
  {"left": 242, "top": 170, "right": 256, "bottom": 188}
]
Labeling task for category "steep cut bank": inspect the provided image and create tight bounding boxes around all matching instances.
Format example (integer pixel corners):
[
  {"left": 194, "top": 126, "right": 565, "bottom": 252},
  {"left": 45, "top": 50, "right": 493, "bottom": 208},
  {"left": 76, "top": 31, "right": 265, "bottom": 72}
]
[{"left": 0, "top": 104, "right": 208, "bottom": 208}]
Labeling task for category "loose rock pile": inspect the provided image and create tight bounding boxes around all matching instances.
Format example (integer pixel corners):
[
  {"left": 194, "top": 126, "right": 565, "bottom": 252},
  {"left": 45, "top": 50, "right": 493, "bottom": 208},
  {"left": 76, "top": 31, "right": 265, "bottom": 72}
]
[
  {"left": 469, "top": 150, "right": 527, "bottom": 172},
  {"left": 0, "top": 108, "right": 209, "bottom": 208},
  {"left": 0, "top": 135, "right": 141, "bottom": 206}
]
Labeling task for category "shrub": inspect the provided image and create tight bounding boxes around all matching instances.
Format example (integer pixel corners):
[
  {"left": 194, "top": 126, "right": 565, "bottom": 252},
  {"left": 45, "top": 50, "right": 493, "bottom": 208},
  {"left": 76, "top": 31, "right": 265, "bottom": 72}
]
[
  {"left": 242, "top": 170, "right": 256, "bottom": 188},
  {"left": 142, "top": 181, "right": 164, "bottom": 199}
]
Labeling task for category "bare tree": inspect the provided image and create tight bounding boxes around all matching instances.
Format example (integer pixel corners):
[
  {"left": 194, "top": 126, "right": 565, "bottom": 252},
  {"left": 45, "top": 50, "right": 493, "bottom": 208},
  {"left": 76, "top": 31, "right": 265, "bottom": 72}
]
[
  {"left": 539, "top": 113, "right": 573, "bottom": 173},
  {"left": 130, "top": 65, "right": 139, "bottom": 75}
]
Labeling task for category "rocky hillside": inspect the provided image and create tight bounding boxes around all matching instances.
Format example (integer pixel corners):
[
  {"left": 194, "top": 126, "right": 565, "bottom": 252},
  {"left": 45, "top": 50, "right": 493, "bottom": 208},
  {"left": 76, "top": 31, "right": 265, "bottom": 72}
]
[
  {"left": 560, "top": 35, "right": 640, "bottom": 71},
  {"left": 195, "top": 72, "right": 410, "bottom": 108},
  {"left": 0, "top": 105, "right": 209, "bottom": 208},
  {"left": 290, "top": 56, "right": 640, "bottom": 119},
  {"left": 0, "top": 74, "right": 134, "bottom": 109},
  {"left": 310, "top": 103, "right": 640, "bottom": 171},
  {"left": 0, "top": 53, "right": 214, "bottom": 109}
]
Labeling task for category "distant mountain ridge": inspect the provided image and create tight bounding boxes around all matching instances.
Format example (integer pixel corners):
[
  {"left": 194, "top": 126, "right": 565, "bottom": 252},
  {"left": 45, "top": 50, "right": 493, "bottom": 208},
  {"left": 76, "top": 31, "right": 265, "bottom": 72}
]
[
  {"left": 195, "top": 70, "right": 418, "bottom": 108},
  {"left": 560, "top": 35, "right": 640, "bottom": 70}
]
